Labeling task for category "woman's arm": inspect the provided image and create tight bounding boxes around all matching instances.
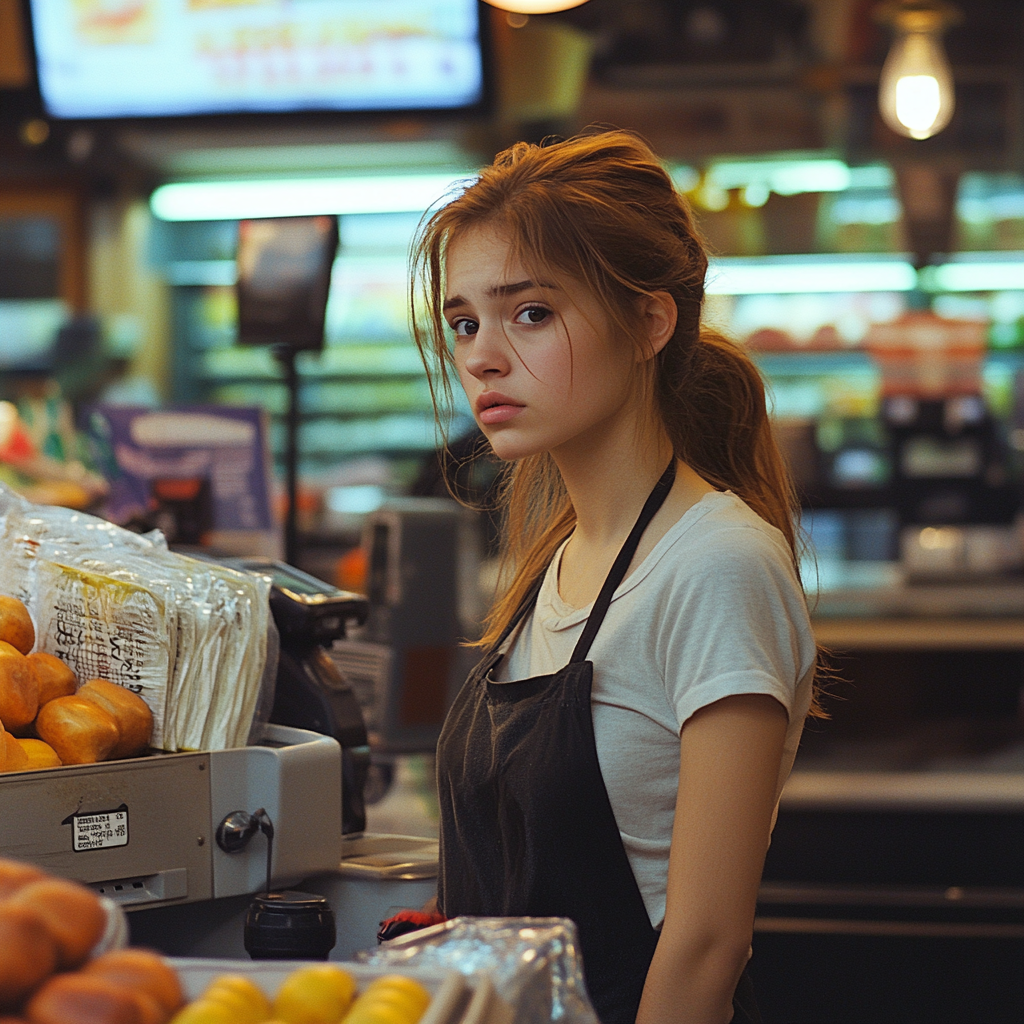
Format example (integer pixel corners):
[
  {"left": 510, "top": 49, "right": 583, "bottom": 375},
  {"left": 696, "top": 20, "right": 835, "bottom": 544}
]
[{"left": 636, "top": 693, "right": 789, "bottom": 1024}]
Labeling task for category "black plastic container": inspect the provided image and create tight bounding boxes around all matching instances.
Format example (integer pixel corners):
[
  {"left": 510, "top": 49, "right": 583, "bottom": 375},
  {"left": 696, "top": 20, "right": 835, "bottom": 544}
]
[{"left": 244, "top": 890, "right": 336, "bottom": 960}]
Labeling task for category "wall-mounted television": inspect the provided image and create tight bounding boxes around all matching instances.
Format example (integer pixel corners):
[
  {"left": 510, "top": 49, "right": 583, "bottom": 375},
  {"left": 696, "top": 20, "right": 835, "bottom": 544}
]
[{"left": 27, "top": 0, "right": 486, "bottom": 120}]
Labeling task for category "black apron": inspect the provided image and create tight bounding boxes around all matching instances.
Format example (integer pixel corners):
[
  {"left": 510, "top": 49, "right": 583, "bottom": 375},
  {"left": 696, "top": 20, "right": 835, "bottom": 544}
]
[{"left": 436, "top": 463, "right": 760, "bottom": 1024}]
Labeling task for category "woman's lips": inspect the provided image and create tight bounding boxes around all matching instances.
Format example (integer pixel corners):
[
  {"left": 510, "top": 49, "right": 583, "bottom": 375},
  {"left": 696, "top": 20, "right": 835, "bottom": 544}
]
[
  {"left": 476, "top": 392, "right": 524, "bottom": 425},
  {"left": 479, "top": 403, "right": 524, "bottom": 425}
]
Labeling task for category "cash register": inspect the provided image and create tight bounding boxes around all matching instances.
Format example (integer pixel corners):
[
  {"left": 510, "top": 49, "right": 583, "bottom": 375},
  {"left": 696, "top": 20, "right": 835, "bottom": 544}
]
[{"left": 227, "top": 558, "right": 372, "bottom": 835}]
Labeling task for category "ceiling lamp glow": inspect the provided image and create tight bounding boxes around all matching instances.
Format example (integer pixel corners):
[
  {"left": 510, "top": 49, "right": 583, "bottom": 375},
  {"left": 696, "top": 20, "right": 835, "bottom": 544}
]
[
  {"left": 482, "top": 0, "right": 591, "bottom": 12},
  {"left": 876, "top": 2, "right": 961, "bottom": 140},
  {"left": 150, "top": 173, "right": 474, "bottom": 222}
]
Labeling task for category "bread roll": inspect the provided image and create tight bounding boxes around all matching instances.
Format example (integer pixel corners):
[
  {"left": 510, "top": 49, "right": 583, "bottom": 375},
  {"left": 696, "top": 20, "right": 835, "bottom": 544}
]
[
  {"left": 0, "top": 858, "right": 46, "bottom": 900},
  {"left": 0, "top": 733, "right": 30, "bottom": 773},
  {"left": 0, "top": 904, "right": 59, "bottom": 1010},
  {"left": 0, "top": 597, "right": 34, "bottom": 656},
  {"left": 9, "top": 879, "right": 106, "bottom": 971},
  {"left": 36, "top": 696, "right": 120, "bottom": 765},
  {"left": 77, "top": 680, "right": 153, "bottom": 760},
  {"left": 0, "top": 645, "right": 37, "bottom": 731},
  {"left": 15, "top": 738, "right": 61, "bottom": 770},
  {"left": 25, "top": 974, "right": 146, "bottom": 1024},
  {"left": 26, "top": 653, "right": 76, "bottom": 707},
  {"left": 84, "top": 950, "right": 184, "bottom": 1019}
]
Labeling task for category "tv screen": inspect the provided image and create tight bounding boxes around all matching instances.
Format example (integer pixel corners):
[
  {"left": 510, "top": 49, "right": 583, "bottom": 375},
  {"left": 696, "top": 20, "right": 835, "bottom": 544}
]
[{"left": 28, "top": 0, "right": 485, "bottom": 119}]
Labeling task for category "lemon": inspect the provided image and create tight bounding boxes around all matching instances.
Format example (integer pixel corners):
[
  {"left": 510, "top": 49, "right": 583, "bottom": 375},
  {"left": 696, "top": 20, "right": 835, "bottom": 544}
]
[
  {"left": 168, "top": 998, "right": 241, "bottom": 1024},
  {"left": 342, "top": 976, "right": 431, "bottom": 1024},
  {"left": 363, "top": 983, "right": 429, "bottom": 1019},
  {"left": 272, "top": 964, "right": 358, "bottom": 1024},
  {"left": 203, "top": 974, "right": 273, "bottom": 1023},
  {"left": 343, "top": 1005, "right": 408, "bottom": 1024}
]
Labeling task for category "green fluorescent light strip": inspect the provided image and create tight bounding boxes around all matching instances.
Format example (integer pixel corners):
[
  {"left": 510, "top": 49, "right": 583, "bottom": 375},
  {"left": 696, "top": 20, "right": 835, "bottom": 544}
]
[
  {"left": 150, "top": 172, "right": 476, "bottom": 221},
  {"left": 709, "top": 159, "right": 851, "bottom": 195},
  {"left": 923, "top": 261, "right": 1024, "bottom": 292},
  {"left": 707, "top": 258, "right": 917, "bottom": 294}
]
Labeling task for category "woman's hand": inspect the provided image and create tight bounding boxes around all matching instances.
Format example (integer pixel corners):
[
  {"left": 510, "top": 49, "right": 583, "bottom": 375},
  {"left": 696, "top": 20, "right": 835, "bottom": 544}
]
[{"left": 636, "top": 693, "right": 788, "bottom": 1024}]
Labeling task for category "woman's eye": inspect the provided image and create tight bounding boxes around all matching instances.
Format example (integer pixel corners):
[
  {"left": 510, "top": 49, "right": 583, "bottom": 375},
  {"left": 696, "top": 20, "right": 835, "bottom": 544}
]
[
  {"left": 515, "top": 306, "right": 551, "bottom": 325},
  {"left": 451, "top": 318, "right": 478, "bottom": 337}
]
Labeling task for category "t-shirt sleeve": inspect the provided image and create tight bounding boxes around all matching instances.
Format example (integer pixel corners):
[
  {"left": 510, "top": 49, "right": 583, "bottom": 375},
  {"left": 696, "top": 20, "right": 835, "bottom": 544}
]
[{"left": 660, "top": 524, "right": 815, "bottom": 731}]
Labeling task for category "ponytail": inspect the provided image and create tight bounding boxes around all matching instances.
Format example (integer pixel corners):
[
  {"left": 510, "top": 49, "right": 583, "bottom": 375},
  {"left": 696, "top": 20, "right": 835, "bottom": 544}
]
[{"left": 659, "top": 327, "right": 799, "bottom": 559}]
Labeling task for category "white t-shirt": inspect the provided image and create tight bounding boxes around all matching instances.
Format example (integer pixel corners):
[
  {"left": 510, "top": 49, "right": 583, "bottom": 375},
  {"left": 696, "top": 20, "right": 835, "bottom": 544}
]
[{"left": 494, "top": 490, "right": 816, "bottom": 928}]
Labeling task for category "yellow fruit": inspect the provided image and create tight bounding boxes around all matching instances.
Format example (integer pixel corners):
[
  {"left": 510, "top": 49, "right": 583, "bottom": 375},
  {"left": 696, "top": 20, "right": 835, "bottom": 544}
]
[
  {"left": 169, "top": 998, "right": 242, "bottom": 1024},
  {"left": 342, "top": 976, "right": 431, "bottom": 1024},
  {"left": 366, "top": 977, "right": 429, "bottom": 1002},
  {"left": 272, "top": 964, "right": 357, "bottom": 1024},
  {"left": 16, "top": 737, "right": 62, "bottom": 769},
  {"left": 354, "top": 987, "right": 426, "bottom": 1021},
  {"left": 203, "top": 975, "right": 272, "bottom": 1023},
  {"left": 342, "top": 1002, "right": 415, "bottom": 1024}
]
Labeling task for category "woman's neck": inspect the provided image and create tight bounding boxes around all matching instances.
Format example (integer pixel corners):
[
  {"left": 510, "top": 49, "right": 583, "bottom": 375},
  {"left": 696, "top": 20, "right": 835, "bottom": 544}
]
[
  {"left": 555, "top": 434, "right": 674, "bottom": 548},
  {"left": 551, "top": 413, "right": 717, "bottom": 610}
]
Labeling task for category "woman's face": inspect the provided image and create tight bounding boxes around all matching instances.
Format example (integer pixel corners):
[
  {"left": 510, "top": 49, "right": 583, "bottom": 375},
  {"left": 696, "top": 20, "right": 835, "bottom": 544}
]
[{"left": 443, "top": 224, "right": 639, "bottom": 463}]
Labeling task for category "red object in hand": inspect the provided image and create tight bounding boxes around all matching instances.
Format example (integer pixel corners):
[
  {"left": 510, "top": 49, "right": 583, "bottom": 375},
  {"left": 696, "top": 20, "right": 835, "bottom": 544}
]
[{"left": 377, "top": 909, "right": 447, "bottom": 944}]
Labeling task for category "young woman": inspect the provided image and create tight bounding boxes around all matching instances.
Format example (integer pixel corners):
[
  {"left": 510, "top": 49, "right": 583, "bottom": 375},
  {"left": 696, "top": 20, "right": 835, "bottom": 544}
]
[{"left": 410, "top": 131, "right": 820, "bottom": 1024}]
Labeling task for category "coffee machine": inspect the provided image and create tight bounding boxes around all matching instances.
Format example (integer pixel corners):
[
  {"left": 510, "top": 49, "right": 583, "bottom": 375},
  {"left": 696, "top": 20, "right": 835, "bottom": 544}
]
[{"left": 883, "top": 394, "right": 1021, "bottom": 576}]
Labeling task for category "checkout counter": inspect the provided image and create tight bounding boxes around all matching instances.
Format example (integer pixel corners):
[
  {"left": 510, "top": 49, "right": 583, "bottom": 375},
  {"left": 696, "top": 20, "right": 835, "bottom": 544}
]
[
  {"left": 0, "top": 540, "right": 453, "bottom": 967},
  {"left": 753, "top": 559, "right": 1024, "bottom": 1024}
]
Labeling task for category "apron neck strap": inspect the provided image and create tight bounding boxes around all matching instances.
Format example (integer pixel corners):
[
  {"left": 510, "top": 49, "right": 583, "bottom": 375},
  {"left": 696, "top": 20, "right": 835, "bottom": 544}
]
[{"left": 569, "top": 460, "right": 677, "bottom": 664}]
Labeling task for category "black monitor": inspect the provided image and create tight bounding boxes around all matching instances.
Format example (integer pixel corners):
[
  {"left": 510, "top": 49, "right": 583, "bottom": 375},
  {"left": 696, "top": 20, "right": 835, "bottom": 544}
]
[
  {"left": 236, "top": 215, "right": 339, "bottom": 351},
  {"left": 25, "top": 0, "right": 487, "bottom": 121}
]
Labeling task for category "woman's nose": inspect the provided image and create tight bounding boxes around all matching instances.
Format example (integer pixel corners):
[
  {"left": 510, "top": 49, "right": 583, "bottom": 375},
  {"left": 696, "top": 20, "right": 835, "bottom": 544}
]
[{"left": 462, "top": 324, "right": 511, "bottom": 379}]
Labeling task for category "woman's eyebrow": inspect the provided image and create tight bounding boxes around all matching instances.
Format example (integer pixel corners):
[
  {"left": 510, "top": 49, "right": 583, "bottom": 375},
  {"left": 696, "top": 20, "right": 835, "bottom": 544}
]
[
  {"left": 489, "top": 279, "right": 556, "bottom": 296},
  {"left": 443, "top": 279, "right": 556, "bottom": 312}
]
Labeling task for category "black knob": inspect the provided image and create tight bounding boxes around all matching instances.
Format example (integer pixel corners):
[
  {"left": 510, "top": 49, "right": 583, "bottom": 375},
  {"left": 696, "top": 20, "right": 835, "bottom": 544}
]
[{"left": 215, "top": 811, "right": 260, "bottom": 853}]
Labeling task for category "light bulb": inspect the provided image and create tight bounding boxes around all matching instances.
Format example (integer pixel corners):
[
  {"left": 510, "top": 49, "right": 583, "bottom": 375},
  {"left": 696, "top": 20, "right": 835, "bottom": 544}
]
[
  {"left": 877, "top": 6, "right": 957, "bottom": 140},
  {"left": 483, "top": 0, "right": 590, "bottom": 12}
]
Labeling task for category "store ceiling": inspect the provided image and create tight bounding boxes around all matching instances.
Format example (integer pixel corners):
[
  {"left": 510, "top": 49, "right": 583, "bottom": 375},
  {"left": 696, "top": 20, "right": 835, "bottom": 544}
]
[{"left": 1, "top": 0, "right": 1022, "bottom": 180}]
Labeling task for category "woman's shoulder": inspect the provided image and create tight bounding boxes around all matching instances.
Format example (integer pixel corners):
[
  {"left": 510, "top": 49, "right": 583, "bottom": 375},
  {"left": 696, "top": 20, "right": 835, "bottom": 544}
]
[
  {"left": 613, "top": 490, "right": 802, "bottom": 609},
  {"left": 659, "top": 490, "right": 795, "bottom": 568}
]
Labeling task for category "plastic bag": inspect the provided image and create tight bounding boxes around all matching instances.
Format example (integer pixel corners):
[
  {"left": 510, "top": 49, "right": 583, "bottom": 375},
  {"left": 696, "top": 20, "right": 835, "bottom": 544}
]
[
  {"left": 0, "top": 482, "right": 270, "bottom": 751},
  {"left": 358, "top": 916, "right": 600, "bottom": 1024}
]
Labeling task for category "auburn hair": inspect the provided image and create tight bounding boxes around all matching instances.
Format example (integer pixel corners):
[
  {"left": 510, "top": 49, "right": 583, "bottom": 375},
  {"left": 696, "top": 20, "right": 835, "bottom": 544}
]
[{"left": 411, "top": 130, "right": 823, "bottom": 712}]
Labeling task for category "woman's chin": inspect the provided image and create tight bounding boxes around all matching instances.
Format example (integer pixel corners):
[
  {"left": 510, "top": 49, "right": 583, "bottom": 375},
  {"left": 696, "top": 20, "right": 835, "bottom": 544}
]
[{"left": 484, "top": 434, "right": 543, "bottom": 463}]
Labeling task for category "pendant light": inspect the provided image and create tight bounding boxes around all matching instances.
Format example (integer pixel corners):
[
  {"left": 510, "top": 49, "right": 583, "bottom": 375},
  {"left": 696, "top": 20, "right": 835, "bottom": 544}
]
[
  {"left": 482, "top": 0, "right": 591, "bottom": 13},
  {"left": 875, "top": 2, "right": 961, "bottom": 140}
]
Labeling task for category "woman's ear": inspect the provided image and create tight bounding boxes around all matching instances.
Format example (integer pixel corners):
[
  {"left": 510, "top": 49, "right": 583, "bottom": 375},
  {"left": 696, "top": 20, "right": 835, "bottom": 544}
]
[{"left": 637, "top": 291, "right": 677, "bottom": 360}]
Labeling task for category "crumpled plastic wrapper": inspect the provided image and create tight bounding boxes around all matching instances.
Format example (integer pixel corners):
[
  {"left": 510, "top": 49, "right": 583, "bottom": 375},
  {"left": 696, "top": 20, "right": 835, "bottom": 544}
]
[
  {"left": 0, "top": 482, "right": 272, "bottom": 751},
  {"left": 358, "top": 916, "right": 600, "bottom": 1024}
]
